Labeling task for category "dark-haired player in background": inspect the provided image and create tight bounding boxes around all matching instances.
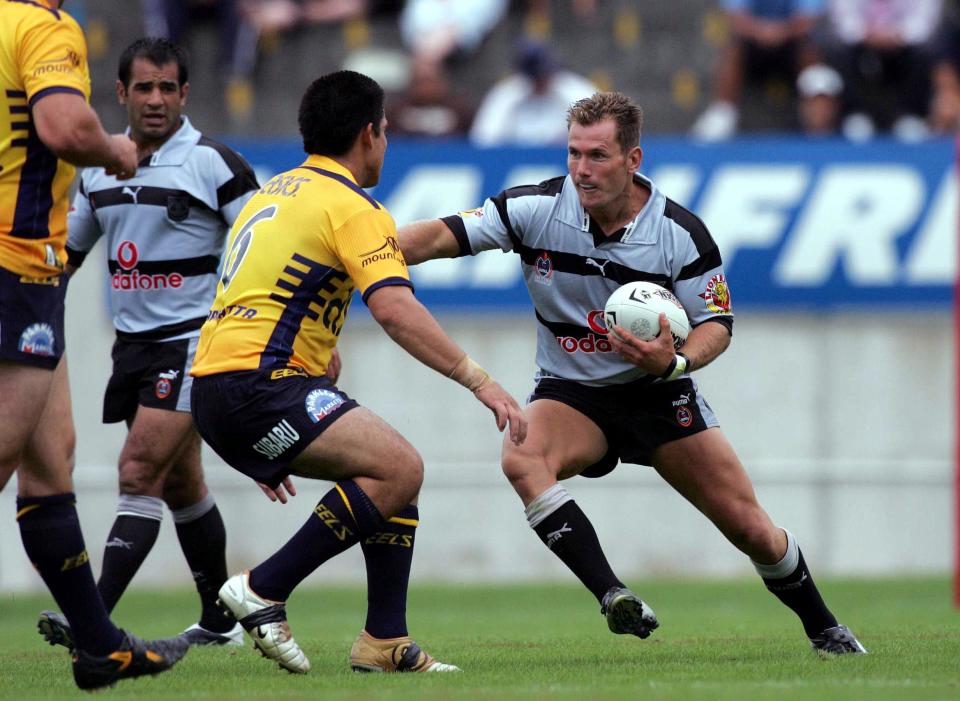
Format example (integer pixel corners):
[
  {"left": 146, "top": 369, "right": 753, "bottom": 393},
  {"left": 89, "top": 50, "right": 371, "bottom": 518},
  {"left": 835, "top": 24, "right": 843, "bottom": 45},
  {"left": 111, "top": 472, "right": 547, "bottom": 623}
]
[
  {"left": 38, "top": 36, "right": 259, "bottom": 651},
  {"left": 190, "top": 69, "right": 527, "bottom": 674},
  {"left": 0, "top": 0, "right": 188, "bottom": 690},
  {"left": 398, "top": 91, "right": 867, "bottom": 656}
]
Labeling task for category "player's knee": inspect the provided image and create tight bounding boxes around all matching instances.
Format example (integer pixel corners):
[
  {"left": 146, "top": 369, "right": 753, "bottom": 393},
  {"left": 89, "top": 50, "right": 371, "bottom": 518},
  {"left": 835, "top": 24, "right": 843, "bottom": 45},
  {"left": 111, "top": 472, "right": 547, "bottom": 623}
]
[
  {"left": 118, "top": 459, "right": 165, "bottom": 496},
  {"left": 162, "top": 474, "right": 205, "bottom": 510},
  {"left": 500, "top": 447, "right": 546, "bottom": 487},
  {"left": 725, "top": 511, "right": 778, "bottom": 558},
  {"left": 397, "top": 450, "right": 424, "bottom": 501}
]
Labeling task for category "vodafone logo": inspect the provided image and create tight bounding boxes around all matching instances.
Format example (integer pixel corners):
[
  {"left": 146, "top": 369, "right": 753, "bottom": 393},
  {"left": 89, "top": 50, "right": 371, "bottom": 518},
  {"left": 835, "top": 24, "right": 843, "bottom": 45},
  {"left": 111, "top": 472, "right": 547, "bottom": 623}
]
[
  {"left": 111, "top": 241, "right": 184, "bottom": 292},
  {"left": 586, "top": 310, "right": 609, "bottom": 335},
  {"left": 117, "top": 241, "right": 139, "bottom": 270},
  {"left": 555, "top": 310, "right": 614, "bottom": 354}
]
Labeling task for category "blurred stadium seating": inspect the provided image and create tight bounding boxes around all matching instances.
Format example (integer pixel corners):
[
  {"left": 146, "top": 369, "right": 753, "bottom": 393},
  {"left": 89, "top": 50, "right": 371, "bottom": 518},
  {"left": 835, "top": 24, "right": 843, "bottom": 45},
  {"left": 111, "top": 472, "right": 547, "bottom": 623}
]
[{"left": 83, "top": 0, "right": 746, "bottom": 137}]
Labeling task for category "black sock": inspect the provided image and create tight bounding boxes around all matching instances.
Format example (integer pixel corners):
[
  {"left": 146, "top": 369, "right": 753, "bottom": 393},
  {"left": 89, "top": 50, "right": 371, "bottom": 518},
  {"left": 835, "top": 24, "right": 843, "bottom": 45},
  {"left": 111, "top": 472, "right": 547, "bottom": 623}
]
[
  {"left": 17, "top": 493, "right": 123, "bottom": 655},
  {"left": 173, "top": 497, "right": 231, "bottom": 632},
  {"left": 532, "top": 500, "right": 624, "bottom": 602},
  {"left": 97, "top": 513, "right": 162, "bottom": 613},
  {"left": 250, "top": 480, "right": 384, "bottom": 602},
  {"left": 760, "top": 548, "right": 838, "bottom": 637},
  {"left": 360, "top": 504, "right": 417, "bottom": 638}
]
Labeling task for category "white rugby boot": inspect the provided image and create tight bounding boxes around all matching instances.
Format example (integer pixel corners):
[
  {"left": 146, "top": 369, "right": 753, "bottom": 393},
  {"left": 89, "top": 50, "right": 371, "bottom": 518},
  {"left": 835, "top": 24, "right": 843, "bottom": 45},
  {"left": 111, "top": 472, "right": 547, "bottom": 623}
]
[
  {"left": 180, "top": 621, "right": 245, "bottom": 646},
  {"left": 217, "top": 572, "right": 310, "bottom": 673}
]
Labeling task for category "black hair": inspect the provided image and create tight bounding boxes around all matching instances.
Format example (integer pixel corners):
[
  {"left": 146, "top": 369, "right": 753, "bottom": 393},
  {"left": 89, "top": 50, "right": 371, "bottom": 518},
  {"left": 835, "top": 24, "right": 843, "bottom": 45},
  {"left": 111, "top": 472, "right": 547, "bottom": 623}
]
[
  {"left": 299, "top": 70, "right": 384, "bottom": 157},
  {"left": 118, "top": 38, "right": 189, "bottom": 87}
]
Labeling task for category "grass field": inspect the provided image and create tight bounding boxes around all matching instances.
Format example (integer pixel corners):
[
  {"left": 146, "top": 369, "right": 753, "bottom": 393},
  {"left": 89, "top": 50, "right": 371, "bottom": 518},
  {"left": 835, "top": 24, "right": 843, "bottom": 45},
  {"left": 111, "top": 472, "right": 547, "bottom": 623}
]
[{"left": 1, "top": 577, "right": 957, "bottom": 700}]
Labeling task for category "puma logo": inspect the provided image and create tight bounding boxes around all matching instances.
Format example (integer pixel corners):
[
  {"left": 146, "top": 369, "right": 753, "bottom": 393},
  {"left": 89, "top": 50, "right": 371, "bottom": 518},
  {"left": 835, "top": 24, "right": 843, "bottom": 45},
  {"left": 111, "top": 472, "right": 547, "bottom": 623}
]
[
  {"left": 585, "top": 258, "right": 609, "bottom": 276},
  {"left": 546, "top": 523, "right": 572, "bottom": 549},
  {"left": 122, "top": 186, "right": 143, "bottom": 204}
]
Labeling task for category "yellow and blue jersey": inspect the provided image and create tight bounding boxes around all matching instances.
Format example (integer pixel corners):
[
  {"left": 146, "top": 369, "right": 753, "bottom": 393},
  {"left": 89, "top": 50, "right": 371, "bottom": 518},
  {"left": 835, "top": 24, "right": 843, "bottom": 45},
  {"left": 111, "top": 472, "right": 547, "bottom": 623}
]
[
  {"left": 191, "top": 155, "right": 411, "bottom": 377},
  {"left": 0, "top": 0, "right": 91, "bottom": 277}
]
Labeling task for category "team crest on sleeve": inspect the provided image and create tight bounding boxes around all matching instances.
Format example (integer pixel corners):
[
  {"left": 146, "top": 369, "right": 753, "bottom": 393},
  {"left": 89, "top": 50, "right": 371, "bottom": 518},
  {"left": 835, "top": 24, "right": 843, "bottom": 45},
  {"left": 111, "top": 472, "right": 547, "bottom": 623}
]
[
  {"left": 534, "top": 251, "right": 554, "bottom": 286},
  {"left": 458, "top": 207, "right": 484, "bottom": 219},
  {"left": 699, "top": 274, "right": 732, "bottom": 314},
  {"left": 305, "top": 389, "right": 345, "bottom": 423},
  {"left": 18, "top": 323, "right": 56, "bottom": 356}
]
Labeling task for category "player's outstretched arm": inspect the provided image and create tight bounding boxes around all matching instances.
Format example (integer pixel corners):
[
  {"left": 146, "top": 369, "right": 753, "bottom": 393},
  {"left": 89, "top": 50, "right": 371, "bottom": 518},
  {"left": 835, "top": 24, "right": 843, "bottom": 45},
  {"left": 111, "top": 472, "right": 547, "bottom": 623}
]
[
  {"left": 396, "top": 219, "right": 460, "bottom": 265},
  {"left": 367, "top": 284, "right": 527, "bottom": 444},
  {"left": 32, "top": 92, "right": 138, "bottom": 178}
]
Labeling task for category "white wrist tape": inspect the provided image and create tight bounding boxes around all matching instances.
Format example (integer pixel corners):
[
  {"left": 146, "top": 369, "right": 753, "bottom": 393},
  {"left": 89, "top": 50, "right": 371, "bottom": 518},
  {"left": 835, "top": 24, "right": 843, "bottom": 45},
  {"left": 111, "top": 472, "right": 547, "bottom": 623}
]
[{"left": 661, "top": 353, "right": 688, "bottom": 382}]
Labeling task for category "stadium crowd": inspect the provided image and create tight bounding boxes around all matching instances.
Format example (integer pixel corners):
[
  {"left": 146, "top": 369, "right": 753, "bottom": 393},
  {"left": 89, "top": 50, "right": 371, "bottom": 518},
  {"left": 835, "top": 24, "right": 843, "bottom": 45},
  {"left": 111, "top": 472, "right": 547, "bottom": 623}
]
[{"left": 62, "top": 0, "right": 955, "bottom": 139}]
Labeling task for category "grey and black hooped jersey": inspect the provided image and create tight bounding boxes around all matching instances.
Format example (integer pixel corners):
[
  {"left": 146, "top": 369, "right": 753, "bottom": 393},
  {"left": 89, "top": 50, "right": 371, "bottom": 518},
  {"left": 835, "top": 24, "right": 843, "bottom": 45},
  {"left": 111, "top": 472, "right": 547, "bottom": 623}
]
[
  {"left": 441, "top": 173, "right": 734, "bottom": 386},
  {"left": 67, "top": 117, "right": 258, "bottom": 341}
]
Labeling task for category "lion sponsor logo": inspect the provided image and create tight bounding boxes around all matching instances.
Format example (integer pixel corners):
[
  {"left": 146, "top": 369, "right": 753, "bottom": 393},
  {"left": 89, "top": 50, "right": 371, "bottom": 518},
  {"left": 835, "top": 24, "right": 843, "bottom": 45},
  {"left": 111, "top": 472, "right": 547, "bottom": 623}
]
[{"left": 699, "top": 274, "right": 732, "bottom": 314}]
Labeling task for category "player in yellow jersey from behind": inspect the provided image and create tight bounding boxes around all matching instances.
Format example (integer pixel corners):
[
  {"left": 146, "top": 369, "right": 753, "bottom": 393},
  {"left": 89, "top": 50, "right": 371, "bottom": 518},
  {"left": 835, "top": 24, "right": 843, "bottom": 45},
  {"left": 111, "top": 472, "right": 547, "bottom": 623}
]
[
  {"left": 0, "top": 0, "right": 188, "bottom": 691},
  {"left": 191, "top": 70, "right": 527, "bottom": 674}
]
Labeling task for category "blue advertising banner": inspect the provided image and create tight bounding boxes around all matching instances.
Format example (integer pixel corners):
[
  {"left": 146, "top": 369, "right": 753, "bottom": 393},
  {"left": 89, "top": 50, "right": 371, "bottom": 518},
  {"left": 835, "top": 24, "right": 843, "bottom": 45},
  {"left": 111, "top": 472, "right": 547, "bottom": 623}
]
[{"left": 228, "top": 137, "right": 956, "bottom": 310}]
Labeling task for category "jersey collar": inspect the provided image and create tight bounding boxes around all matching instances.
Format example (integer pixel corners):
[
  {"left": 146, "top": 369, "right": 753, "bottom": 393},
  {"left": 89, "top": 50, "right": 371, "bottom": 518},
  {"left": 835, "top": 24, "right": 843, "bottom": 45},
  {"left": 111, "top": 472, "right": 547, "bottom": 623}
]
[
  {"left": 561, "top": 172, "right": 663, "bottom": 247},
  {"left": 127, "top": 116, "right": 201, "bottom": 168},
  {"left": 301, "top": 155, "right": 359, "bottom": 184}
]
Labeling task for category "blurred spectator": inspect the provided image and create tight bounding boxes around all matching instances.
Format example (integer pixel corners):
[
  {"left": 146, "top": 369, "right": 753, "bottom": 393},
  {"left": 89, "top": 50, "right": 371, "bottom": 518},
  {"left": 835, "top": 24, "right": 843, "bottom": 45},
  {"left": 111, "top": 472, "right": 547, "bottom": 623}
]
[
  {"left": 142, "top": 1, "right": 257, "bottom": 80},
  {"left": 691, "top": 0, "right": 825, "bottom": 141},
  {"left": 386, "top": 59, "right": 475, "bottom": 138},
  {"left": 929, "top": 64, "right": 960, "bottom": 133},
  {"left": 824, "top": 0, "right": 944, "bottom": 140},
  {"left": 526, "top": 0, "right": 599, "bottom": 25},
  {"left": 400, "top": 0, "right": 509, "bottom": 68},
  {"left": 796, "top": 63, "right": 844, "bottom": 135},
  {"left": 469, "top": 40, "right": 597, "bottom": 147},
  {"left": 141, "top": 0, "right": 258, "bottom": 121},
  {"left": 241, "top": 0, "right": 367, "bottom": 34},
  {"left": 927, "top": 2, "right": 960, "bottom": 134}
]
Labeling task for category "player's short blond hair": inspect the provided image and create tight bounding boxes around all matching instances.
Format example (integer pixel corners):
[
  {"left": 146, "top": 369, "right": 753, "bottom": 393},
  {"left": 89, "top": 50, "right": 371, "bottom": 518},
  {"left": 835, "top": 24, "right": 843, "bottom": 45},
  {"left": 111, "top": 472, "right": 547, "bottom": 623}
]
[{"left": 567, "top": 92, "right": 643, "bottom": 155}]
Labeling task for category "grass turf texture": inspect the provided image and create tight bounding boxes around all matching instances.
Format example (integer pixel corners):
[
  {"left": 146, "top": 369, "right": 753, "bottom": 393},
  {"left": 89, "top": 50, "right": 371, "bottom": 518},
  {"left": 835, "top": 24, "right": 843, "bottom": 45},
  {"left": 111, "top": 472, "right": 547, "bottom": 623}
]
[{"left": 0, "top": 578, "right": 957, "bottom": 700}]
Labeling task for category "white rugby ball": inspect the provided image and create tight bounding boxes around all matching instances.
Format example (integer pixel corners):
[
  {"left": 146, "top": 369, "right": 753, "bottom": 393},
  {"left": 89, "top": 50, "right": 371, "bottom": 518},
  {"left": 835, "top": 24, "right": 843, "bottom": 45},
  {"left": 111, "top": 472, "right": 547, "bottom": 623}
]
[{"left": 604, "top": 281, "right": 690, "bottom": 349}]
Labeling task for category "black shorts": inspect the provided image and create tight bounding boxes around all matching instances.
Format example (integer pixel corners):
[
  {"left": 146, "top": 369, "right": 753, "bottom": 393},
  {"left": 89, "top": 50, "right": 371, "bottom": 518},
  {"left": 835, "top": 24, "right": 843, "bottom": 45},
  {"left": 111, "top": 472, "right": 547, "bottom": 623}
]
[
  {"left": 103, "top": 337, "right": 198, "bottom": 423},
  {"left": 0, "top": 266, "right": 66, "bottom": 370},
  {"left": 191, "top": 369, "right": 359, "bottom": 488},
  {"left": 529, "top": 376, "right": 719, "bottom": 478}
]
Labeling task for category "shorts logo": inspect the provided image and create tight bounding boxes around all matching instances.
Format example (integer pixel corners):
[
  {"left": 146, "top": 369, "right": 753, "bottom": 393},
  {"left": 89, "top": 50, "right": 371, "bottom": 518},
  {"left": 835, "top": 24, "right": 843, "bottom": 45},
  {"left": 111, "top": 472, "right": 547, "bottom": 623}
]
[
  {"left": 155, "top": 370, "right": 178, "bottom": 399},
  {"left": 155, "top": 378, "right": 172, "bottom": 399},
  {"left": 534, "top": 251, "right": 553, "bottom": 286},
  {"left": 252, "top": 419, "right": 301, "bottom": 460},
  {"left": 305, "top": 389, "right": 345, "bottom": 423},
  {"left": 18, "top": 323, "right": 55, "bottom": 357},
  {"left": 676, "top": 406, "right": 693, "bottom": 427},
  {"left": 672, "top": 393, "right": 691, "bottom": 407},
  {"left": 699, "top": 274, "right": 732, "bottom": 314}
]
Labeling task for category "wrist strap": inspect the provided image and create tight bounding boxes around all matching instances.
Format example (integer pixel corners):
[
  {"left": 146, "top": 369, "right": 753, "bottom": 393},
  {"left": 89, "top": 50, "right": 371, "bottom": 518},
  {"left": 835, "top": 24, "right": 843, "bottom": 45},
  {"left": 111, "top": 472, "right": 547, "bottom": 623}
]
[{"left": 661, "top": 353, "right": 689, "bottom": 382}]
